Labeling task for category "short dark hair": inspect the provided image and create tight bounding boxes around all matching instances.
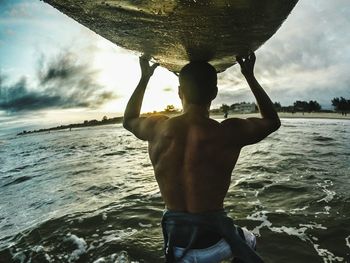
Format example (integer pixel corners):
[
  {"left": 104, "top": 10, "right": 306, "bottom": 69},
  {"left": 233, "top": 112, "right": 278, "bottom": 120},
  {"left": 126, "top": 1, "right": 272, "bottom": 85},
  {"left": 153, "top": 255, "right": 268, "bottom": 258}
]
[{"left": 179, "top": 61, "right": 217, "bottom": 105}]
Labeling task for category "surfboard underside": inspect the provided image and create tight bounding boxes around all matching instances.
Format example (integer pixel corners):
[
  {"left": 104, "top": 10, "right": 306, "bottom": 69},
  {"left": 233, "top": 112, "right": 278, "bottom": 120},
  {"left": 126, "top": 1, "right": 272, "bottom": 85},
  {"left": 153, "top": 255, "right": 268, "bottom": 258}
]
[{"left": 43, "top": 0, "right": 298, "bottom": 72}]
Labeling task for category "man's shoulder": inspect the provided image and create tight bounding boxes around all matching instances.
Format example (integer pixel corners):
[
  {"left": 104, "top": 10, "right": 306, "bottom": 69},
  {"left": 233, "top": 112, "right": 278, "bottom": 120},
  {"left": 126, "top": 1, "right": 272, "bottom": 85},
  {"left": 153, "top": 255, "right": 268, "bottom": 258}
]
[
  {"left": 218, "top": 117, "right": 251, "bottom": 139},
  {"left": 220, "top": 117, "right": 247, "bottom": 128},
  {"left": 142, "top": 113, "right": 169, "bottom": 122}
]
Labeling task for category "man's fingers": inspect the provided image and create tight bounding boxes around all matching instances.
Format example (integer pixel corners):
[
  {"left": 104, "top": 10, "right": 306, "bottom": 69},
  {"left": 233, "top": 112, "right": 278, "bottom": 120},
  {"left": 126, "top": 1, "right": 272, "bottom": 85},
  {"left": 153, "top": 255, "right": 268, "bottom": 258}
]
[
  {"left": 140, "top": 54, "right": 151, "bottom": 60},
  {"left": 248, "top": 52, "right": 256, "bottom": 61},
  {"left": 151, "top": 63, "right": 159, "bottom": 70},
  {"left": 139, "top": 55, "right": 152, "bottom": 67},
  {"left": 236, "top": 56, "right": 243, "bottom": 65},
  {"left": 139, "top": 56, "right": 148, "bottom": 67},
  {"left": 140, "top": 55, "right": 159, "bottom": 72}
]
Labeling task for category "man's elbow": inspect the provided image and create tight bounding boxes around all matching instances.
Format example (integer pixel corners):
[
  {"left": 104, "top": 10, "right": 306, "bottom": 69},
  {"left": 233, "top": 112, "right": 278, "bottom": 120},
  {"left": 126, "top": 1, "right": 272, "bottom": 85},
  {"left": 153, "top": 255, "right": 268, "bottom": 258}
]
[
  {"left": 122, "top": 118, "right": 131, "bottom": 131},
  {"left": 271, "top": 118, "right": 281, "bottom": 132}
]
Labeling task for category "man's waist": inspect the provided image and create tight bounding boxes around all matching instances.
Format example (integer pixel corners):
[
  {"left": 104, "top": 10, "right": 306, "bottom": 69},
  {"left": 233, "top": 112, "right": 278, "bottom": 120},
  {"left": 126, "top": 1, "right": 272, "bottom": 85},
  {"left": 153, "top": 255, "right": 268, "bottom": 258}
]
[
  {"left": 162, "top": 208, "right": 228, "bottom": 223},
  {"left": 161, "top": 209, "right": 265, "bottom": 263},
  {"left": 170, "top": 224, "right": 222, "bottom": 248}
]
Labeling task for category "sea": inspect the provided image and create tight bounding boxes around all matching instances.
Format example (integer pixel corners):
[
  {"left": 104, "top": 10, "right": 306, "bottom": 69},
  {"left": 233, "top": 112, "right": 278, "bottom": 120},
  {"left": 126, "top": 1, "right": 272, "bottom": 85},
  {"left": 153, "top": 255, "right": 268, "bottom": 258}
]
[{"left": 0, "top": 118, "right": 349, "bottom": 263}]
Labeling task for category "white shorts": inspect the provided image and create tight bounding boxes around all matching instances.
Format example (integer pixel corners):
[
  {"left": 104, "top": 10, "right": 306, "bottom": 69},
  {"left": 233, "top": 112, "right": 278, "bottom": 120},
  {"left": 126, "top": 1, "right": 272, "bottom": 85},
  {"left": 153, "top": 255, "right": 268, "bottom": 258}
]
[{"left": 173, "top": 228, "right": 256, "bottom": 263}]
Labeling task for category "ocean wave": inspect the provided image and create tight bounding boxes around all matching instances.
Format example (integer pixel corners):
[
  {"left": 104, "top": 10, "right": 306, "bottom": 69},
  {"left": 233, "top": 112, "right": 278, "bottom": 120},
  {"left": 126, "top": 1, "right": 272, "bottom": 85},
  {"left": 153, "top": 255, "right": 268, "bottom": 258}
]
[
  {"left": 263, "top": 183, "right": 310, "bottom": 193},
  {"left": 1, "top": 119, "right": 349, "bottom": 262},
  {"left": 312, "top": 135, "right": 335, "bottom": 142},
  {"left": 3, "top": 176, "right": 32, "bottom": 187},
  {"left": 86, "top": 185, "right": 120, "bottom": 195},
  {"left": 236, "top": 179, "right": 273, "bottom": 189},
  {"left": 102, "top": 151, "right": 127, "bottom": 156},
  {"left": 6, "top": 165, "right": 31, "bottom": 173}
]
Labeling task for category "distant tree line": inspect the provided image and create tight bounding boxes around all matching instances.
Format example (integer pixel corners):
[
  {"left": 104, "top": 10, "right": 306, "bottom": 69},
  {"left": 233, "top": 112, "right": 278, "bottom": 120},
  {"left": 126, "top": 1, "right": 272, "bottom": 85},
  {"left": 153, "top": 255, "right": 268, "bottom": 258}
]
[
  {"left": 18, "top": 116, "right": 123, "bottom": 136},
  {"left": 160, "top": 97, "right": 350, "bottom": 116},
  {"left": 218, "top": 101, "right": 322, "bottom": 114},
  {"left": 215, "top": 97, "right": 350, "bottom": 114},
  {"left": 276, "top": 100, "right": 322, "bottom": 113},
  {"left": 332, "top": 97, "right": 350, "bottom": 114}
]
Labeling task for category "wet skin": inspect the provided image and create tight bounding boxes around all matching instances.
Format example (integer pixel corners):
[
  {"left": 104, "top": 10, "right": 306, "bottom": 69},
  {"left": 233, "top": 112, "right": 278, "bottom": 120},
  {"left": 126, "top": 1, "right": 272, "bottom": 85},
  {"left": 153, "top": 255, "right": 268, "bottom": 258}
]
[{"left": 123, "top": 53, "right": 280, "bottom": 213}]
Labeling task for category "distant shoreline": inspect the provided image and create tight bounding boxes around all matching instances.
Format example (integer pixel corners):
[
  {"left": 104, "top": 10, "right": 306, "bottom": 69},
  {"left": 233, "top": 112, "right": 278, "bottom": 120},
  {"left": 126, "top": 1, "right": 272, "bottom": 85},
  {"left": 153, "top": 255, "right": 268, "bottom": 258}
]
[
  {"left": 210, "top": 112, "right": 350, "bottom": 120},
  {"left": 17, "top": 111, "right": 349, "bottom": 136},
  {"left": 17, "top": 117, "right": 123, "bottom": 136},
  {"left": 278, "top": 112, "right": 349, "bottom": 120}
]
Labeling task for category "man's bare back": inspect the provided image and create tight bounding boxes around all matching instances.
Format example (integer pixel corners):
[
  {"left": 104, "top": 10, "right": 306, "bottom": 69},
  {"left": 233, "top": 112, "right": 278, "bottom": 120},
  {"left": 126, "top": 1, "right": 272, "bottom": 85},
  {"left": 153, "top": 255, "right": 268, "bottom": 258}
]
[
  {"left": 123, "top": 53, "right": 279, "bottom": 262},
  {"left": 148, "top": 111, "right": 241, "bottom": 213}
]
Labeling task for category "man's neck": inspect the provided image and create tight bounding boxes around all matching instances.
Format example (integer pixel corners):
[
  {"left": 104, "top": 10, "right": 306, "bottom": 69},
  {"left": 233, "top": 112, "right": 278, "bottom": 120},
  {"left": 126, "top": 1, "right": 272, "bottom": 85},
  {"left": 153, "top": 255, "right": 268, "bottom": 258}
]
[{"left": 182, "top": 103, "right": 210, "bottom": 118}]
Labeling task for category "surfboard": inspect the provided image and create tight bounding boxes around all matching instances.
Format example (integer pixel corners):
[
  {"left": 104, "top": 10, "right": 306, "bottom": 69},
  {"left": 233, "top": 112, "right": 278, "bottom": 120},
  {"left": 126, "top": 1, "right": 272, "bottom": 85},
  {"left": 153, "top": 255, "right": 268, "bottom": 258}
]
[{"left": 43, "top": 0, "right": 298, "bottom": 72}]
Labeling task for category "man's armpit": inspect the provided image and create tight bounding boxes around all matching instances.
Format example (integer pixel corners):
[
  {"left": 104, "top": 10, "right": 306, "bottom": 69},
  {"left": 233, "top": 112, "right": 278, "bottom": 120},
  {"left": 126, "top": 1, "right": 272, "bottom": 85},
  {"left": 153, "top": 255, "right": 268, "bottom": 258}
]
[
  {"left": 221, "top": 117, "right": 270, "bottom": 146},
  {"left": 133, "top": 115, "right": 168, "bottom": 141}
]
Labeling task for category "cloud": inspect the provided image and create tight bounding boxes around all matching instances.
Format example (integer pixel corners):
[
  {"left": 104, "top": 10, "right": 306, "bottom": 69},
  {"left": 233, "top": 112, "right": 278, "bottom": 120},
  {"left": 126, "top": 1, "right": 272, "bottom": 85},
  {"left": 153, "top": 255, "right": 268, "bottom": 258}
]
[
  {"left": 257, "top": 1, "right": 350, "bottom": 70},
  {"left": 214, "top": 0, "right": 350, "bottom": 108},
  {"left": 0, "top": 51, "right": 117, "bottom": 112},
  {"left": 0, "top": 2, "right": 36, "bottom": 27}
]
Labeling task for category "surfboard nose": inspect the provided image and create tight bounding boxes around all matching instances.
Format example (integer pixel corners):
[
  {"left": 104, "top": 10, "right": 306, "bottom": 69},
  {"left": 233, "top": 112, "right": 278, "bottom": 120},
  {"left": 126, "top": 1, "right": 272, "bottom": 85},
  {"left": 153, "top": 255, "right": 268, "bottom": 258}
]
[{"left": 43, "top": 0, "right": 298, "bottom": 73}]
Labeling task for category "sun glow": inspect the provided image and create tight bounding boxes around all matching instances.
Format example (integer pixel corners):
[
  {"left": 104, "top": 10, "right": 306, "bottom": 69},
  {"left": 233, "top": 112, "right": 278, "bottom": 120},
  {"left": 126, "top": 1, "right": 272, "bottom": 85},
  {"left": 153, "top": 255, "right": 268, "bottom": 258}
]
[{"left": 92, "top": 40, "right": 181, "bottom": 113}]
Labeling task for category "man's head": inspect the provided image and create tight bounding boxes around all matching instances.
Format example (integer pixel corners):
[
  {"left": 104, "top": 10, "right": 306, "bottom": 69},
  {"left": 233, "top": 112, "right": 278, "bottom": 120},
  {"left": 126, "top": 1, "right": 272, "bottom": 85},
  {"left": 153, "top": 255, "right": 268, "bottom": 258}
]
[{"left": 179, "top": 61, "right": 218, "bottom": 105}]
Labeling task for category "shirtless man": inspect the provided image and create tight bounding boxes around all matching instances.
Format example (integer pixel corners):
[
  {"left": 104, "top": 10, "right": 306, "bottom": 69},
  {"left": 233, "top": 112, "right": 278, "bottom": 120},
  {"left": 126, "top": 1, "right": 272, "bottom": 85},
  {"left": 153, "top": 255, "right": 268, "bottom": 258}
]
[{"left": 123, "top": 53, "right": 280, "bottom": 263}]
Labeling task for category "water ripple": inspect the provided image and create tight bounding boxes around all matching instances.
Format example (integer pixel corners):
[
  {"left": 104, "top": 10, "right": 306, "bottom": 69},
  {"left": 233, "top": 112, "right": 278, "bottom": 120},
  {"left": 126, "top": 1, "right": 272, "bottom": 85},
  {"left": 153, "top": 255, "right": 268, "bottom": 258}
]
[
  {"left": 3, "top": 176, "right": 32, "bottom": 187},
  {"left": 0, "top": 120, "right": 349, "bottom": 262}
]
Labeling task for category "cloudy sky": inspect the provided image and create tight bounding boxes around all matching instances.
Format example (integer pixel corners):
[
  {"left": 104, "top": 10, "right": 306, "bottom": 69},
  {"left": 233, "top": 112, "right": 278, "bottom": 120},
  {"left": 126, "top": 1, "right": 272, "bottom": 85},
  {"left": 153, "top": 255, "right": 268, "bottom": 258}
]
[{"left": 0, "top": 0, "right": 349, "bottom": 133}]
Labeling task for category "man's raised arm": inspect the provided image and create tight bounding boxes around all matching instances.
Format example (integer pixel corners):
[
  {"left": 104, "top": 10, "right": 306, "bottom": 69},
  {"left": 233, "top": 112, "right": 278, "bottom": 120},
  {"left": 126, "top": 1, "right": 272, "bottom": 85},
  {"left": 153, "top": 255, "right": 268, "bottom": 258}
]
[
  {"left": 237, "top": 53, "right": 280, "bottom": 127},
  {"left": 123, "top": 57, "right": 167, "bottom": 141},
  {"left": 223, "top": 53, "right": 281, "bottom": 146}
]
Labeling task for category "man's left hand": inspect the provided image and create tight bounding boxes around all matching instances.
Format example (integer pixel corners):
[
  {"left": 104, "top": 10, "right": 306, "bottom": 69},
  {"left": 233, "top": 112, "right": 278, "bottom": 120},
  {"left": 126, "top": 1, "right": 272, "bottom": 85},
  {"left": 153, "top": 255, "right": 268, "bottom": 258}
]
[{"left": 140, "top": 56, "right": 159, "bottom": 79}]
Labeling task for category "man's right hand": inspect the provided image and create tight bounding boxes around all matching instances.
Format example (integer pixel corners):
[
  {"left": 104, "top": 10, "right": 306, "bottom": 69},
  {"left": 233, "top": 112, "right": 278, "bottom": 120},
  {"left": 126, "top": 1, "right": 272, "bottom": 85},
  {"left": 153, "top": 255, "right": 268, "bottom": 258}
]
[{"left": 236, "top": 53, "right": 256, "bottom": 78}]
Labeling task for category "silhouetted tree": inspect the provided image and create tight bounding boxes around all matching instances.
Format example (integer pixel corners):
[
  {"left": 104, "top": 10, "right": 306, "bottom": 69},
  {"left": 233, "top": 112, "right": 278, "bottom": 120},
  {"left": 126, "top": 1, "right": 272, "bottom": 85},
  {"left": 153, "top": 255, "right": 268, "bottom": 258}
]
[
  {"left": 220, "top": 104, "right": 230, "bottom": 113},
  {"left": 308, "top": 100, "right": 321, "bottom": 112},
  {"left": 332, "top": 97, "right": 350, "bottom": 111},
  {"left": 165, "top": 105, "right": 176, "bottom": 112},
  {"left": 274, "top": 102, "right": 282, "bottom": 111},
  {"left": 293, "top": 100, "right": 321, "bottom": 112},
  {"left": 293, "top": 100, "right": 309, "bottom": 112}
]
